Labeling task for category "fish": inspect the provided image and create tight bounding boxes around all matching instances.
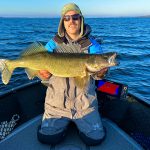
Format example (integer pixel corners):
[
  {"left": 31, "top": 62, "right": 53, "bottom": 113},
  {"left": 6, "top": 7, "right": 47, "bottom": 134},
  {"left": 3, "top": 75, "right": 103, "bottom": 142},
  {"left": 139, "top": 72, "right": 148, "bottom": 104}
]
[{"left": 0, "top": 42, "right": 118, "bottom": 88}]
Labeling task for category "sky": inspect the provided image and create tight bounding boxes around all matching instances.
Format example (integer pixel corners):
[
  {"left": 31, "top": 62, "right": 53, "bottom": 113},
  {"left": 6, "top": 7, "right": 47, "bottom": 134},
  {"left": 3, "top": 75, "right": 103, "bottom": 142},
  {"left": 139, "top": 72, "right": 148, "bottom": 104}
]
[{"left": 0, "top": 0, "right": 150, "bottom": 17}]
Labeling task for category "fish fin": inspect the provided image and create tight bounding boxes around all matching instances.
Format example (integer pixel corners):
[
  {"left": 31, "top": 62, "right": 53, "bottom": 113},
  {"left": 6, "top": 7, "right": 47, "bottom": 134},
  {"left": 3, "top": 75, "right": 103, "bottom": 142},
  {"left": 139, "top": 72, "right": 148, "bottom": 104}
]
[
  {"left": 0, "top": 59, "right": 14, "bottom": 85},
  {"left": 74, "top": 75, "right": 90, "bottom": 89},
  {"left": 25, "top": 68, "right": 49, "bottom": 86},
  {"left": 25, "top": 68, "right": 39, "bottom": 79},
  {"left": 20, "top": 42, "right": 47, "bottom": 57}
]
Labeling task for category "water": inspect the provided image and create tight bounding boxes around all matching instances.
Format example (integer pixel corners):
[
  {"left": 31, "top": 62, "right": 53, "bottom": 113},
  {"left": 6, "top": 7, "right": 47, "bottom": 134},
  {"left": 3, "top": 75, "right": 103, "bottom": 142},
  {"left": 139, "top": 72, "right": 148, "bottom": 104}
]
[{"left": 0, "top": 18, "right": 149, "bottom": 103}]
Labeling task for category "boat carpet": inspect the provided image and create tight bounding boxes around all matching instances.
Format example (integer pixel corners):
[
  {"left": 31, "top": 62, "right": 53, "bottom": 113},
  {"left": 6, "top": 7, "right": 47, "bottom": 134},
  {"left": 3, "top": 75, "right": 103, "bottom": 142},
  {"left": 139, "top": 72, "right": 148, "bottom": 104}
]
[{"left": 0, "top": 115, "right": 143, "bottom": 150}]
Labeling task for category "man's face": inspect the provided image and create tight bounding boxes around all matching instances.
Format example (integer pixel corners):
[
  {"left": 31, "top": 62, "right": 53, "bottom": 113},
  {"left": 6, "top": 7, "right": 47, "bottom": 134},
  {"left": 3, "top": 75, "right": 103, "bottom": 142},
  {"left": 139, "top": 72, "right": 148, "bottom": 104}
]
[{"left": 63, "top": 11, "right": 81, "bottom": 36}]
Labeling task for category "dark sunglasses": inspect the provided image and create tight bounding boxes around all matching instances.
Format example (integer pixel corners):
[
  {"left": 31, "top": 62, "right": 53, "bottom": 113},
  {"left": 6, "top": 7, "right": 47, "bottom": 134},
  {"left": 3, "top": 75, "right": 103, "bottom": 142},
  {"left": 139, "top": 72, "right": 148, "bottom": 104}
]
[{"left": 63, "top": 14, "right": 81, "bottom": 21}]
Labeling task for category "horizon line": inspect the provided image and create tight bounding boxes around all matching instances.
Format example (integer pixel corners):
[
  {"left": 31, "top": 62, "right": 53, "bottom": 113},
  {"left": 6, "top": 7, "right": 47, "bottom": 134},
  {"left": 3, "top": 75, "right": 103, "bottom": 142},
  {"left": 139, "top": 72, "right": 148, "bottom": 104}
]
[{"left": 0, "top": 15, "right": 150, "bottom": 19}]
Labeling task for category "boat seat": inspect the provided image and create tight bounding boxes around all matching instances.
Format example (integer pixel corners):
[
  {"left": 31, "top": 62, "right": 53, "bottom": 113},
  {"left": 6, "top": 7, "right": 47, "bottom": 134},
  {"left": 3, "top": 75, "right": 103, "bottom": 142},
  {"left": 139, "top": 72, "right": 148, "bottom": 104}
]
[{"left": 0, "top": 115, "right": 143, "bottom": 150}]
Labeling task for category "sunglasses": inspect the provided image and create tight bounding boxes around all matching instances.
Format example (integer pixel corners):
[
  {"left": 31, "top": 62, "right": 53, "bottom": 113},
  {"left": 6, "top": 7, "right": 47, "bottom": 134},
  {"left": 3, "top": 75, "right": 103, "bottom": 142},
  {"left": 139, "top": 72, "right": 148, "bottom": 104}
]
[{"left": 63, "top": 14, "right": 81, "bottom": 21}]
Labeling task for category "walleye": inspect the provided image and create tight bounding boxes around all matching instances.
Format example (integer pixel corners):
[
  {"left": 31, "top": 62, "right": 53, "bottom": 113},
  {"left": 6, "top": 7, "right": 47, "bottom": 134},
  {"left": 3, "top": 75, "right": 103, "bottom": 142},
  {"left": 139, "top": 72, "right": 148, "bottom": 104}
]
[{"left": 0, "top": 42, "right": 118, "bottom": 88}]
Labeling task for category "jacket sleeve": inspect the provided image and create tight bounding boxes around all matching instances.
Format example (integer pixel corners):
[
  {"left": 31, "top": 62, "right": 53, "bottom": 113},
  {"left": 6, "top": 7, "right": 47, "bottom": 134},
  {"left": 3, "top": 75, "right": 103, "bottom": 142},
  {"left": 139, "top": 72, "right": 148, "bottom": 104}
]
[
  {"left": 88, "top": 38, "right": 103, "bottom": 54},
  {"left": 88, "top": 38, "right": 108, "bottom": 80},
  {"left": 45, "top": 39, "right": 57, "bottom": 52}
]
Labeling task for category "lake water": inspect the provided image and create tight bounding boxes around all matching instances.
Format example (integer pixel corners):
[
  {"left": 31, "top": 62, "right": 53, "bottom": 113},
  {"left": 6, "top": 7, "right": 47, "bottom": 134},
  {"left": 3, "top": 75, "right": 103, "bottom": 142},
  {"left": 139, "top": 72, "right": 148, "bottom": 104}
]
[{"left": 0, "top": 18, "right": 149, "bottom": 103}]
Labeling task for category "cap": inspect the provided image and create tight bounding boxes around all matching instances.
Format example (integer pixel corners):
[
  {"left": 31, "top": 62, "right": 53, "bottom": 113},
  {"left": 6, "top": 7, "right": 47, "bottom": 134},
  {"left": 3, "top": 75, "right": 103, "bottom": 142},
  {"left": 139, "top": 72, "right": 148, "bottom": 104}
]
[{"left": 58, "top": 3, "right": 84, "bottom": 37}]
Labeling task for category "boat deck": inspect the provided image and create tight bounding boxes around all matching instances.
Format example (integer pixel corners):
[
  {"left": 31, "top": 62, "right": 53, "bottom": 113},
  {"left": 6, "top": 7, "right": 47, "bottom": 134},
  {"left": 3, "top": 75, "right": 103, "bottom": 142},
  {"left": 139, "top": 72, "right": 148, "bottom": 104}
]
[{"left": 0, "top": 115, "right": 143, "bottom": 150}]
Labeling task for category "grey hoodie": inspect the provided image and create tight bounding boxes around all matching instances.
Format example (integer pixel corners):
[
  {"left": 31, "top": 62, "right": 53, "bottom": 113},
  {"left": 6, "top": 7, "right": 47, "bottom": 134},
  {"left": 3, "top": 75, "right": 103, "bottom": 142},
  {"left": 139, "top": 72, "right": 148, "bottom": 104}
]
[{"left": 43, "top": 24, "right": 100, "bottom": 120}]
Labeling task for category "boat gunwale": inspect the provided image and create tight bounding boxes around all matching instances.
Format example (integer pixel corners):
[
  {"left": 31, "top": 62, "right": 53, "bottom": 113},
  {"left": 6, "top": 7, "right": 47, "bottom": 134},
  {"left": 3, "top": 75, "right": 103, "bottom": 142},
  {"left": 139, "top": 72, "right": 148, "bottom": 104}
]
[{"left": 0, "top": 80, "right": 149, "bottom": 107}]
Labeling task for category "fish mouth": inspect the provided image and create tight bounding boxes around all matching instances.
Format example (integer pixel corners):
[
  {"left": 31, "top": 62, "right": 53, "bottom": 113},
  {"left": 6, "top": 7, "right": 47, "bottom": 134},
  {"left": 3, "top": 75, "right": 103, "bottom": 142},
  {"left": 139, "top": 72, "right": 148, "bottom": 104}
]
[{"left": 108, "top": 53, "right": 119, "bottom": 66}]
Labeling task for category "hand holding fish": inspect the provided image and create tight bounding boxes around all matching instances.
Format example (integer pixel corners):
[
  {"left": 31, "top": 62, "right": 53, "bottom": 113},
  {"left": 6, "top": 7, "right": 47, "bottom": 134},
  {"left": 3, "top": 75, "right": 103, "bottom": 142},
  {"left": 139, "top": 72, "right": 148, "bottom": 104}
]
[
  {"left": 38, "top": 70, "right": 52, "bottom": 80},
  {"left": 96, "top": 68, "right": 108, "bottom": 78},
  {"left": 90, "top": 67, "right": 109, "bottom": 80}
]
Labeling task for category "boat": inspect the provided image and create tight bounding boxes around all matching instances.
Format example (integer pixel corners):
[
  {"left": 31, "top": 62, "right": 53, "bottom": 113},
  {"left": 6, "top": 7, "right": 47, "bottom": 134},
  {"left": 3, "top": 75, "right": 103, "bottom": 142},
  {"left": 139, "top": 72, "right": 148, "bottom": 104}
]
[{"left": 0, "top": 79, "right": 149, "bottom": 150}]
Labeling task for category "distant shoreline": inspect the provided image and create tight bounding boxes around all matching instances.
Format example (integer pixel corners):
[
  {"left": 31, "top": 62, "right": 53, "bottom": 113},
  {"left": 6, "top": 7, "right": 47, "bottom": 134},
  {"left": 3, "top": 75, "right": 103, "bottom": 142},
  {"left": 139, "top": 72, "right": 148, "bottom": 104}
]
[
  {"left": 0, "top": 16, "right": 150, "bottom": 19},
  {"left": 139, "top": 15, "right": 150, "bottom": 18},
  {"left": 0, "top": 15, "right": 150, "bottom": 19}
]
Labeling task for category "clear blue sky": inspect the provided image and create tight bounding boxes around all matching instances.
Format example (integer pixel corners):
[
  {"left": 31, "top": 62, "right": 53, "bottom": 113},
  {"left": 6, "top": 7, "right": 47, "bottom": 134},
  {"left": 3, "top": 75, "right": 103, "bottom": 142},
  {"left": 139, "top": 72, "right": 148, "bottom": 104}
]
[{"left": 0, "top": 0, "right": 150, "bottom": 17}]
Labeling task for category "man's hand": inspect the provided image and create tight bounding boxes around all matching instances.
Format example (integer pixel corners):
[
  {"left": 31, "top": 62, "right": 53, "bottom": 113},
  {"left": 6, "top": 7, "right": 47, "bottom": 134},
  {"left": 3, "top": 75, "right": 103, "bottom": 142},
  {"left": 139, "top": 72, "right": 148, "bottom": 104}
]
[
  {"left": 96, "top": 68, "right": 108, "bottom": 78},
  {"left": 38, "top": 70, "right": 52, "bottom": 80}
]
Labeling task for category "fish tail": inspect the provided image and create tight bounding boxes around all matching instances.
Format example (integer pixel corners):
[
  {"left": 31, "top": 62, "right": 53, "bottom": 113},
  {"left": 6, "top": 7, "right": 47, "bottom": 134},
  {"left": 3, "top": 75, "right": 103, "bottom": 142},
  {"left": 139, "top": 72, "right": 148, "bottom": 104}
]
[{"left": 0, "top": 59, "right": 14, "bottom": 84}]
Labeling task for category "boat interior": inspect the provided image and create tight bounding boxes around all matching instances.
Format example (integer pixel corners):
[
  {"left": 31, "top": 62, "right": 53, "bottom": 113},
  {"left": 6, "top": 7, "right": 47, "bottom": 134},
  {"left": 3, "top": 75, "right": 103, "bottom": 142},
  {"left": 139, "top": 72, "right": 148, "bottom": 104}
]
[{"left": 0, "top": 80, "right": 149, "bottom": 150}]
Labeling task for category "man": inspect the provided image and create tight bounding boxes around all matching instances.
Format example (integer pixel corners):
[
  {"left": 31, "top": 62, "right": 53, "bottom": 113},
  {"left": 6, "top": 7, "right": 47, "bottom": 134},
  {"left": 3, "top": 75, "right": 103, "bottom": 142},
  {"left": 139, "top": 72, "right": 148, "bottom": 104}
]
[{"left": 37, "top": 3, "right": 108, "bottom": 146}]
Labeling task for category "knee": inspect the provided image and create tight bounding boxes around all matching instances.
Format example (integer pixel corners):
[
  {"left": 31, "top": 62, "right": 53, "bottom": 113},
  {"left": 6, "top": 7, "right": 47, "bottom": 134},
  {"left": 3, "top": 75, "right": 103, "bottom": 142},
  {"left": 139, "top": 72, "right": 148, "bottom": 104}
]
[
  {"left": 79, "top": 127, "right": 106, "bottom": 146},
  {"left": 37, "top": 126, "right": 66, "bottom": 145}
]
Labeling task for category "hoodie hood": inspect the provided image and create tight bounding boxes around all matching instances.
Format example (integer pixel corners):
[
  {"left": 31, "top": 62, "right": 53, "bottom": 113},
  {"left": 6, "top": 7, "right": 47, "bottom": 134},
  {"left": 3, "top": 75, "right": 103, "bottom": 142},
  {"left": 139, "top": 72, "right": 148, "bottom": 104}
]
[
  {"left": 58, "top": 3, "right": 84, "bottom": 38},
  {"left": 81, "top": 24, "right": 91, "bottom": 38}
]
